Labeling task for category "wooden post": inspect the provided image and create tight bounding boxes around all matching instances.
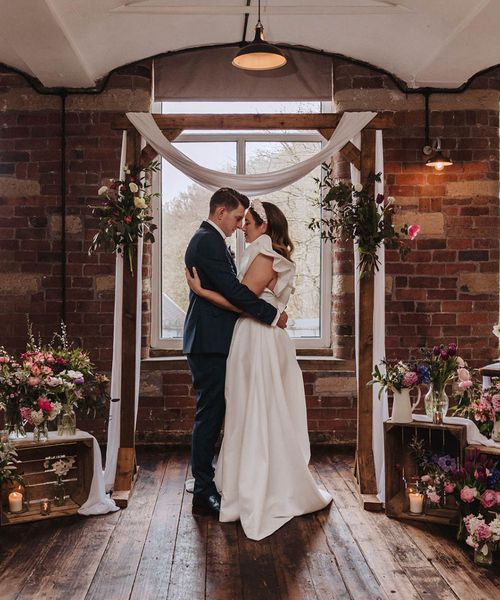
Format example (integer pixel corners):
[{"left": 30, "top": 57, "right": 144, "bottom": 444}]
[
  {"left": 355, "top": 128, "right": 382, "bottom": 511},
  {"left": 112, "top": 129, "right": 141, "bottom": 507}
]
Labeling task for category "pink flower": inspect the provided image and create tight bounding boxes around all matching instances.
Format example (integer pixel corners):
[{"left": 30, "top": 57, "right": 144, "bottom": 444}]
[
  {"left": 475, "top": 522, "right": 492, "bottom": 542},
  {"left": 27, "top": 376, "right": 40, "bottom": 386},
  {"left": 0, "top": 356, "right": 9, "bottom": 363},
  {"left": 456, "top": 357, "right": 465, "bottom": 368},
  {"left": 427, "top": 490, "right": 441, "bottom": 504},
  {"left": 444, "top": 482, "right": 455, "bottom": 494},
  {"left": 457, "top": 368, "right": 470, "bottom": 382},
  {"left": 496, "top": 492, "right": 500, "bottom": 506},
  {"left": 480, "top": 490, "right": 497, "bottom": 509},
  {"left": 124, "top": 215, "right": 132, "bottom": 224},
  {"left": 20, "top": 406, "right": 33, "bottom": 425},
  {"left": 402, "top": 371, "right": 419, "bottom": 387},
  {"left": 458, "top": 380, "right": 472, "bottom": 391},
  {"left": 492, "top": 394, "right": 500, "bottom": 412},
  {"left": 37, "top": 397, "right": 53, "bottom": 413},
  {"left": 408, "top": 224, "right": 420, "bottom": 240},
  {"left": 421, "top": 475, "right": 432, "bottom": 483},
  {"left": 460, "top": 486, "right": 478, "bottom": 503}
]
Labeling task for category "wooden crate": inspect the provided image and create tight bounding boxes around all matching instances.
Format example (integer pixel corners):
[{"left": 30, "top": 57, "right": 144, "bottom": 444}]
[
  {"left": 1, "top": 437, "right": 93, "bottom": 526},
  {"left": 384, "top": 420, "right": 467, "bottom": 525}
]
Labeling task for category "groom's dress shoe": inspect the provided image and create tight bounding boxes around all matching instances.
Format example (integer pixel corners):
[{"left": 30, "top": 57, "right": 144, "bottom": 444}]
[{"left": 192, "top": 492, "right": 221, "bottom": 516}]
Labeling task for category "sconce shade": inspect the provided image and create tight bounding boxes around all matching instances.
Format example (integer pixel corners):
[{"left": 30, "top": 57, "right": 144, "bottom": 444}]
[
  {"left": 426, "top": 149, "right": 453, "bottom": 171},
  {"left": 232, "top": 23, "right": 287, "bottom": 71}
]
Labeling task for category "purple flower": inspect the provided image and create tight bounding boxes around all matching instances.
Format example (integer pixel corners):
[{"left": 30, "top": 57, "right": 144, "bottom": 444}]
[
  {"left": 417, "top": 364, "right": 431, "bottom": 384},
  {"left": 447, "top": 343, "right": 457, "bottom": 356},
  {"left": 74, "top": 377, "right": 84, "bottom": 385},
  {"left": 433, "top": 346, "right": 441, "bottom": 356},
  {"left": 437, "top": 454, "right": 457, "bottom": 473},
  {"left": 440, "top": 350, "right": 449, "bottom": 361},
  {"left": 376, "top": 193, "right": 384, "bottom": 204}
]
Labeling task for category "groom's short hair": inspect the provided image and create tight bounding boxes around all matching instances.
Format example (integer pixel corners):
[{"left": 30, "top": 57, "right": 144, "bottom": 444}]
[{"left": 209, "top": 187, "right": 250, "bottom": 214}]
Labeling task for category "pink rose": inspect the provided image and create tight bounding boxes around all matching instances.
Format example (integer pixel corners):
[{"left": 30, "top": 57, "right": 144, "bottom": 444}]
[
  {"left": 457, "top": 368, "right": 470, "bottom": 382},
  {"left": 408, "top": 224, "right": 420, "bottom": 240},
  {"left": 421, "top": 475, "right": 431, "bottom": 483},
  {"left": 475, "top": 522, "right": 492, "bottom": 542},
  {"left": 496, "top": 492, "right": 500, "bottom": 506},
  {"left": 20, "top": 406, "right": 33, "bottom": 425},
  {"left": 444, "top": 482, "right": 455, "bottom": 494},
  {"left": 458, "top": 380, "right": 472, "bottom": 391},
  {"left": 0, "top": 356, "right": 9, "bottom": 363},
  {"left": 492, "top": 394, "right": 500, "bottom": 412},
  {"left": 28, "top": 376, "right": 40, "bottom": 386},
  {"left": 460, "top": 486, "right": 478, "bottom": 503},
  {"left": 480, "top": 490, "right": 497, "bottom": 509}
]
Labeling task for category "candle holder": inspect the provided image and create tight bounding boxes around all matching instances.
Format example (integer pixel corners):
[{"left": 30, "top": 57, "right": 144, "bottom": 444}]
[
  {"left": 8, "top": 483, "right": 29, "bottom": 514},
  {"left": 39, "top": 499, "right": 51, "bottom": 516}
]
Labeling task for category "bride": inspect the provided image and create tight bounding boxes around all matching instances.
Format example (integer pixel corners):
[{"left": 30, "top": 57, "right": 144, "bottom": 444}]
[{"left": 186, "top": 199, "right": 332, "bottom": 540}]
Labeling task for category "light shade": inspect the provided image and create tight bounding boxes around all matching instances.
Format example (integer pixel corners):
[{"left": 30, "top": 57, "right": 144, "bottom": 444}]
[
  {"left": 426, "top": 149, "right": 453, "bottom": 171},
  {"left": 232, "top": 24, "right": 287, "bottom": 71}
]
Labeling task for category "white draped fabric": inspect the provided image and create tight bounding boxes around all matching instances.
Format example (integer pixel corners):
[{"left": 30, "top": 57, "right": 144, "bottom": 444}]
[
  {"left": 103, "top": 131, "right": 143, "bottom": 493},
  {"left": 126, "top": 111, "right": 377, "bottom": 196},
  {"left": 352, "top": 131, "right": 388, "bottom": 503}
]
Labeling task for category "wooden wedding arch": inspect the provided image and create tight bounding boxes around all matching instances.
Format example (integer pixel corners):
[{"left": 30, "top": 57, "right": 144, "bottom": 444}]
[{"left": 111, "top": 111, "right": 394, "bottom": 510}]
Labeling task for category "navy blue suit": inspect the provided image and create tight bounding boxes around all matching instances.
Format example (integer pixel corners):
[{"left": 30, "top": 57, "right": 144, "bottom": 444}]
[{"left": 183, "top": 221, "right": 277, "bottom": 497}]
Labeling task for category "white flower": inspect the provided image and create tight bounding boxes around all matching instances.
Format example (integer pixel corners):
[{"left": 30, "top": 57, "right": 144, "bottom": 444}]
[
  {"left": 31, "top": 409, "right": 45, "bottom": 426},
  {"left": 66, "top": 370, "right": 83, "bottom": 380},
  {"left": 129, "top": 182, "right": 139, "bottom": 193},
  {"left": 46, "top": 376, "right": 63, "bottom": 387},
  {"left": 354, "top": 183, "right": 363, "bottom": 193},
  {"left": 48, "top": 401, "right": 62, "bottom": 421},
  {"left": 493, "top": 324, "right": 500, "bottom": 338},
  {"left": 134, "top": 196, "right": 147, "bottom": 209},
  {"left": 387, "top": 196, "right": 396, "bottom": 203},
  {"left": 98, "top": 186, "right": 108, "bottom": 196}
]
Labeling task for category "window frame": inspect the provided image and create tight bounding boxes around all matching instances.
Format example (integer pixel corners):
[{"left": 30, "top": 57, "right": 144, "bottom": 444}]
[{"left": 150, "top": 121, "right": 332, "bottom": 351}]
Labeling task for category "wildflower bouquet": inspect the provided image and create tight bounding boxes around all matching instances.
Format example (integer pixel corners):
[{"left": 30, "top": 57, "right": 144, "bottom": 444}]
[
  {"left": 463, "top": 513, "right": 500, "bottom": 558},
  {"left": 88, "top": 161, "right": 159, "bottom": 274},
  {"left": 370, "top": 359, "right": 429, "bottom": 400},
  {"left": 309, "top": 167, "right": 419, "bottom": 278},
  {"left": 453, "top": 377, "right": 500, "bottom": 438}
]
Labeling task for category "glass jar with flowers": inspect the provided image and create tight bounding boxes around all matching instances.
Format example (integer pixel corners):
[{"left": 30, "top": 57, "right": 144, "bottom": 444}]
[
  {"left": 0, "top": 348, "right": 27, "bottom": 439},
  {"left": 420, "top": 342, "right": 463, "bottom": 422},
  {"left": 88, "top": 161, "right": 159, "bottom": 275},
  {"left": 369, "top": 359, "right": 425, "bottom": 422},
  {"left": 44, "top": 455, "right": 76, "bottom": 507},
  {"left": 463, "top": 513, "right": 500, "bottom": 566}
]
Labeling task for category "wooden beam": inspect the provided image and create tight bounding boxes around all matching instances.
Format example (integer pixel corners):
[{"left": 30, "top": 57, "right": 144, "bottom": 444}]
[
  {"left": 112, "top": 112, "right": 394, "bottom": 131},
  {"left": 113, "top": 128, "right": 141, "bottom": 505},
  {"left": 139, "top": 129, "right": 183, "bottom": 169},
  {"left": 355, "top": 128, "right": 380, "bottom": 507},
  {"left": 339, "top": 142, "right": 361, "bottom": 171}
]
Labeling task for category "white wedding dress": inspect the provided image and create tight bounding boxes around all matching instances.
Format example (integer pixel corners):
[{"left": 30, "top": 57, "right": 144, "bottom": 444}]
[{"left": 214, "top": 234, "right": 332, "bottom": 541}]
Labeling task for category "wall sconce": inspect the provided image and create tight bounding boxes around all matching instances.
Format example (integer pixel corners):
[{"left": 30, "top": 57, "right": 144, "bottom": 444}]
[{"left": 422, "top": 93, "right": 453, "bottom": 172}]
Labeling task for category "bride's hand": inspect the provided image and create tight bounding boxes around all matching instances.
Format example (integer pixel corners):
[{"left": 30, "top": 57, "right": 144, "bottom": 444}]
[{"left": 185, "top": 266, "right": 205, "bottom": 296}]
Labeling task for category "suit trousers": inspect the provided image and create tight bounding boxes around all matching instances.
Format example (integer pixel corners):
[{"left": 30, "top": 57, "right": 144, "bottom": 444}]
[{"left": 187, "top": 353, "right": 227, "bottom": 497}]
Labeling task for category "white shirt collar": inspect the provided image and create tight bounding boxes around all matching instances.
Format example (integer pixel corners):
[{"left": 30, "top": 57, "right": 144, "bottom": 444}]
[{"left": 207, "top": 219, "right": 226, "bottom": 240}]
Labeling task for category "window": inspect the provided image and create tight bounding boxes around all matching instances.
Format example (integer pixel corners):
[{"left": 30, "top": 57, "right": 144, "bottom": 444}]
[{"left": 151, "top": 101, "right": 332, "bottom": 350}]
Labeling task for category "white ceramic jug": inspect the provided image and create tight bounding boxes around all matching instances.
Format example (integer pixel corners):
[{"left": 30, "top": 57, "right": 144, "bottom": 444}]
[{"left": 391, "top": 388, "right": 421, "bottom": 423}]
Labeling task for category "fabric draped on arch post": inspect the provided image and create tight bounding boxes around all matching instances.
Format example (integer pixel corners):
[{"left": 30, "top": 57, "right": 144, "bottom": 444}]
[{"left": 126, "top": 111, "right": 376, "bottom": 196}]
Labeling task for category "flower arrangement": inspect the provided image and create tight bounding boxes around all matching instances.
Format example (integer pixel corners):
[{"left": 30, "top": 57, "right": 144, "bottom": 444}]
[
  {"left": 419, "top": 342, "right": 462, "bottom": 394},
  {"left": 453, "top": 377, "right": 500, "bottom": 438},
  {"left": 88, "top": 161, "right": 159, "bottom": 274},
  {"left": 450, "top": 448, "right": 500, "bottom": 513},
  {"left": 370, "top": 359, "right": 429, "bottom": 399},
  {"left": 309, "top": 168, "right": 419, "bottom": 277},
  {"left": 0, "top": 323, "right": 109, "bottom": 438},
  {"left": 0, "top": 439, "right": 23, "bottom": 486},
  {"left": 463, "top": 513, "right": 500, "bottom": 558},
  {"left": 43, "top": 454, "right": 76, "bottom": 480}
]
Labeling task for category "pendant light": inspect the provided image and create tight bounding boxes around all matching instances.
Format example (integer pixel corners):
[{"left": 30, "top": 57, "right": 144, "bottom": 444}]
[{"left": 232, "top": 0, "right": 287, "bottom": 71}]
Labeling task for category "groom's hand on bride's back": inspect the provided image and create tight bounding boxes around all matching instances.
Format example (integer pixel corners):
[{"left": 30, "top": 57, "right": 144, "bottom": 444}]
[{"left": 277, "top": 311, "right": 288, "bottom": 329}]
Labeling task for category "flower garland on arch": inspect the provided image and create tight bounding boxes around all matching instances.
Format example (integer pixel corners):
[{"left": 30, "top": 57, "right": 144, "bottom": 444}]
[
  {"left": 309, "top": 166, "right": 419, "bottom": 278},
  {"left": 88, "top": 161, "right": 159, "bottom": 275}
]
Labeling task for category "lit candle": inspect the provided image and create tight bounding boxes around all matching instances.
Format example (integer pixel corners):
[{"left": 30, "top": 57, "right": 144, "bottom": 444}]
[
  {"left": 433, "top": 412, "right": 443, "bottom": 425},
  {"left": 8, "top": 491, "right": 23, "bottom": 513},
  {"left": 409, "top": 492, "right": 424, "bottom": 514},
  {"left": 40, "top": 500, "right": 51, "bottom": 516}
]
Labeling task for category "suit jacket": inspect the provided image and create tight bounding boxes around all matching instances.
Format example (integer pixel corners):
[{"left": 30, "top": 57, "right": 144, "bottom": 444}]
[{"left": 183, "top": 221, "right": 277, "bottom": 355}]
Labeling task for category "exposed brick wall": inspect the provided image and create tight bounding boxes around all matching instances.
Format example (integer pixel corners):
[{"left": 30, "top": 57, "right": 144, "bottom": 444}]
[{"left": 0, "top": 56, "right": 499, "bottom": 446}]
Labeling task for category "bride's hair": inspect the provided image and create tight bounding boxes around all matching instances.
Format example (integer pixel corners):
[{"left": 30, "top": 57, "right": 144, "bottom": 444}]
[{"left": 249, "top": 202, "right": 294, "bottom": 261}]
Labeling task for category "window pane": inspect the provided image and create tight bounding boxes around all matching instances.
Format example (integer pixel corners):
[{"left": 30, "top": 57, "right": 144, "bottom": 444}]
[
  {"left": 163, "top": 101, "right": 321, "bottom": 114},
  {"left": 246, "top": 141, "right": 322, "bottom": 339},
  {"left": 161, "top": 142, "right": 237, "bottom": 339}
]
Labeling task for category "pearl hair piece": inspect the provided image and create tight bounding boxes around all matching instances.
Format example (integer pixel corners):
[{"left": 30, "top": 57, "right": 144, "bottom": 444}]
[{"left": 250, "top": 199, "right": 267, "bottom": 223}]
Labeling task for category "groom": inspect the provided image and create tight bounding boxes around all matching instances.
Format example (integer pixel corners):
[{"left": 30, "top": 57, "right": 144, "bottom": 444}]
[{"left": 184, "top": 187, "right": 287, "bottom": 515}]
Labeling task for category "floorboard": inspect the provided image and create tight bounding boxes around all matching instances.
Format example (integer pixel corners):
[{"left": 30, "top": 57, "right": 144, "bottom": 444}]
[{"left": 0, "top": 447, "right": 498, "bottom": 600}]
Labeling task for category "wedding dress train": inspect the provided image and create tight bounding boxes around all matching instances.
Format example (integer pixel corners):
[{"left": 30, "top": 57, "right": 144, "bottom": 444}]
[{"left": 214, "top": 234, "right": 332, "bottom": 540}]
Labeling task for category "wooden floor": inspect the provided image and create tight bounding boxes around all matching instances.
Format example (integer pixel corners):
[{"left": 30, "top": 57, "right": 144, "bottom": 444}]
[{"left": 1, "top": 448, "right": 499, "bottom": 600}]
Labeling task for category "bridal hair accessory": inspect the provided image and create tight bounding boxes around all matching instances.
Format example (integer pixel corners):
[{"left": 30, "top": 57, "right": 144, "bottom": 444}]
[{"left": 250, "top": 199, "right": 268, "bottom": 223}]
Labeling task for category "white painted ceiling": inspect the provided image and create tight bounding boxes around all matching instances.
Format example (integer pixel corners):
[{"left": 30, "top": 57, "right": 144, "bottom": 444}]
[{"left": 0, "top": 0, "right": 498, "bottom": 89}]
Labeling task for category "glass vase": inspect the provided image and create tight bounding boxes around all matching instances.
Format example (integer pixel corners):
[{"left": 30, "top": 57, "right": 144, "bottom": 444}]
[
  {"left": 5, "top": 403, "right": 27, "bottom": 440},
  {"left": 33, "top": 421, "right": 49, "bottom": 443},
  {"left": 53, "top": 476, "right": 66, "bottom": 507},
  {"left": 57, "top": 406, "right": 76, "bottom": 437},
  {"left": 424, "top": 385, "right": 449, "bottom": 423},
  {"left": 474, "top": 543, "right": 493, "bottom": 566}
]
